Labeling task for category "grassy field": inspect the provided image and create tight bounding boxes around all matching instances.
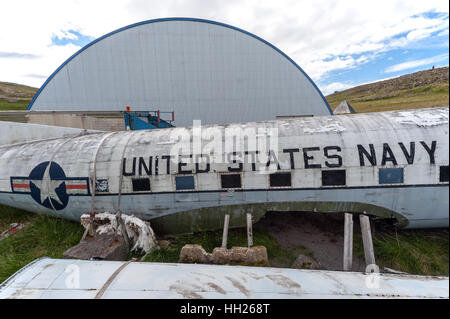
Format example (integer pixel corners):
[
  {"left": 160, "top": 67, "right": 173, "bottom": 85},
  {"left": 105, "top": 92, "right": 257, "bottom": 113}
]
[
  {"left": 0, "top": 204, "right": 295, "bottom": 283},
  {"left": 0, "top": 81, "right": 36, "bottom": 111},
  {"left": 326, "top": 82, "right": 449, "bottom": 113},
  {"left": 326, "top": 67, "right": 449, "bottom": 113},
  {"left": 354, "top": 228, "right": 449, "bottom": 276},
  {"left": 0, "top": 100, "right": 29, "bottom": 111},
  {"left": 0, "top": 205, "right": 84, "bottom": 283},
  {"left": 143, "top": 227, "right": 296, "bottom": 266},
  {"left": 1, "top": 203, "right": 448, "bottom": 283}
]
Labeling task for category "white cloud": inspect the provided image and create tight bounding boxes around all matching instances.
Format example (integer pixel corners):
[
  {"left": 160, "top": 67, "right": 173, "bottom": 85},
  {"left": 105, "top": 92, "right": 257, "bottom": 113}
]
[
  {"left": 384, "top": 53, "right": 449, "bottom": 73},
  {"left": 437, "top": 28, "right": 449, "bottom": 37},
  {"left": 0, "top": 0, "right": 448, "bottom": 87},
  {"left": 320, "top": 82, "right": 355, "bottom": 96},
  {"left": 319, "top": 74, "right": 404, "bottom": 95}
]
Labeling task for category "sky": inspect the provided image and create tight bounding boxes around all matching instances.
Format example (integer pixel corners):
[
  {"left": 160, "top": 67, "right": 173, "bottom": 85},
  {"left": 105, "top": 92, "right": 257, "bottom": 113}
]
[{"left": 0, "top": 0, "right": 448, "bottom": 96}]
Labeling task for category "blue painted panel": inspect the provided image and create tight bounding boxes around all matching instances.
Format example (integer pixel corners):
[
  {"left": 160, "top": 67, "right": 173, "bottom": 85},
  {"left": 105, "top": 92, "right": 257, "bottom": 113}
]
[
  {"left": 3, "top": 184, "right": 448, "bottom": 228},
  {"left": 379, "top": 168, "right": 404, "bottom": 184},
  {"left": 219, "top": 190, "right": 245, "bottom": 202},
  {"left": 198, "top": 192, "right": 221, "bottom": 202},
  {"left": 175, "top": 193, "right": 199, "bottom": 202},
  {"left": 123, "top": 112, "right": 174, "bottom": 130},
  {"left": 175, "top": 176, "right": 195, "bottom": 190}
]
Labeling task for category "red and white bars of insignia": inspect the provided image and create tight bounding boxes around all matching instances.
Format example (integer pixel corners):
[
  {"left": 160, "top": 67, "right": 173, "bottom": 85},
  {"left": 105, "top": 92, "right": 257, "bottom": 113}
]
[
  {"left": 11, "top": 179, "right": 31, "bottom": 193},
  {"left": 65, "top": 180, "right": 89, "bottom": 195}
]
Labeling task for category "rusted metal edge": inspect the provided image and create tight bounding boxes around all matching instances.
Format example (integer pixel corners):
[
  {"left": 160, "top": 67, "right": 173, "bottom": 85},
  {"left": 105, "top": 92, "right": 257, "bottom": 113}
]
[
  {"left": 0, "top": 257, "right": 49, "bottom": 290},
  {"left": 90, "top": 132, "right": 118, "bottom": 214},
  {"left": 94, "top": 260, "right": 133, "bottom": 299}
]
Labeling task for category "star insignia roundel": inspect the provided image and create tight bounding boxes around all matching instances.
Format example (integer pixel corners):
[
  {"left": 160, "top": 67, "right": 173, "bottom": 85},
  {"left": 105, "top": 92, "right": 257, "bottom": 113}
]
[{"left": 10, "top": 161, "right": 90, "bottom": 211}]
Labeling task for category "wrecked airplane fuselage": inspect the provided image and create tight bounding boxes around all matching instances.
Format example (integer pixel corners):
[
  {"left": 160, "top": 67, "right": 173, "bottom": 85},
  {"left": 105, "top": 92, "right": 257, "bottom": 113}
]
[
  {"left": 0, "top": 107, "right": 448, "bottom": 233},
  {"left": 1, "top": 258, "right": 448, "bottom": 299}
]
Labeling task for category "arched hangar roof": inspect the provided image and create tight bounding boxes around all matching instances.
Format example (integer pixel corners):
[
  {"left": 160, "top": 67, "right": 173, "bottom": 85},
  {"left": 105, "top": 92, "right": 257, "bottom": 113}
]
[{"left": 28, "top": 18, "right": 332, "bottom": 126}]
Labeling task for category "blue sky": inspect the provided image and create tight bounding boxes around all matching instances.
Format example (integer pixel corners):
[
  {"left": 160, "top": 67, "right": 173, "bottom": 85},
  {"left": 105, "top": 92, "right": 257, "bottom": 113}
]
[
  {"left": 319, "top": 36, "right": 449, "bottom": 93},
  {"left": 0, "top": 1, "right": 448, "bottom": 95},
  {"left": 316, "top": 18, "right": 449, "bottom": 94},
  {"left": 51, "top": 30, "right": 94, "bottom": 48}
]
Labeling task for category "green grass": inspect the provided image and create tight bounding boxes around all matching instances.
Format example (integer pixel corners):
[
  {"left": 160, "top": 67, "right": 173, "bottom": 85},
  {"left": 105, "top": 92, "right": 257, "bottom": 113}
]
[
  {"left": 1, "top": 203, "right": 448, "bottom": 285},
  {"left": 142, "top": 227, "right": 296, "bottom": 267},
  {"left": 326, "top": 82, "right": 449, "bottom": 113},
  {"left": 0, "top": 99, "right": 29, "bottom": 111},
  {"left": 0, "top": 204, "right": 292, "bottom": 283},
  {"left": 0, "top": 205, "right": 35, "bottom": 233},
  {"left": 0, "top": 205, "right": 84, "bottom": 283},
  {"left": 354, "top": 228, "right": 449, "bottom": 276}
]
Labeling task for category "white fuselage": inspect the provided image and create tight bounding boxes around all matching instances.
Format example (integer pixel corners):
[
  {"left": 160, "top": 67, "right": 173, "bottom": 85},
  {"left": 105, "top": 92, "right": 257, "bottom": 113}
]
[{"left": 0, "top": 107, "right": 448, "bottom": 233}]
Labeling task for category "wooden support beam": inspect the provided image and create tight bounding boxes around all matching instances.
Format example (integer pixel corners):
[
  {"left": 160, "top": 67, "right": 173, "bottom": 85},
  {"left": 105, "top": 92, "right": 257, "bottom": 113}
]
[
  {"left": 343, "top": 213, "right": 353, "bottom": 271},
  {"left": 247, "top": 213, "right": 253, "bottom": 247},
  {"left": 359, "top": 214, "right": 376, "bottom": 266},
  {"left": 221, "top": 214, "right": 230, "bottom": 248}
]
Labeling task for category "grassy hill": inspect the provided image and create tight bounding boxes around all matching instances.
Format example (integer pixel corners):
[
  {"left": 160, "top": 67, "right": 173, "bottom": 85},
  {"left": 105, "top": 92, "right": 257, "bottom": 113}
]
[
  {"left": 0, "top": 81, "right": 37, "bottom": 111},
  {"left": 326, "top": 66, "right": 449, "bottom": 113}
]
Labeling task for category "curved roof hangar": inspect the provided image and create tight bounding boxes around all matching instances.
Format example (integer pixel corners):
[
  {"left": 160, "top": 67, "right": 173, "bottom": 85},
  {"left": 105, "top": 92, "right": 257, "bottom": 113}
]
[{"left": 28, "top": 18, "right": 332, "bottom": 126}]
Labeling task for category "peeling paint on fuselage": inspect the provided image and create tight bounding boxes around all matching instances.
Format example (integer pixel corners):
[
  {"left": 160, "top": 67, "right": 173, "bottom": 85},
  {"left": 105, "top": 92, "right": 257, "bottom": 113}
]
[{"left": 0, "top": 107, "right": 448, "bottom": 233}]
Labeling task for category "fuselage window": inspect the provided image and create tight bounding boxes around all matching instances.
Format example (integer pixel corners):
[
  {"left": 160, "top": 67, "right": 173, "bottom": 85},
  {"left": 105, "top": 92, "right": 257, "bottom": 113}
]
[
  {"left": 175, "top": 175, "right": 195, "bottom": 190},
  {"left": 440, "top": 166, "right": 449, "bottom": 182},
  {"left": 221, "top": 174, "right": 242, "bottom": 189},
  {"left": 132, "top": 178, "right": 151, "bottom": 192},
  {"left": 322, "top": 169, "right": 346, "bottom": 186},
  {"left": 379, "top": 168, "right": 404, "bottom": 184},
  {"left": 269, "top": 172, "right": 292, "bottom": 187}
]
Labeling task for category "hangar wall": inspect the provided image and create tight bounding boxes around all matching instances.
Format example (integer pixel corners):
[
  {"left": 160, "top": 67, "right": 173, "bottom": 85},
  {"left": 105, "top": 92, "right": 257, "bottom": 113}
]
[{"left": 29, "top": 18, "right": 332, "bottom": 127}]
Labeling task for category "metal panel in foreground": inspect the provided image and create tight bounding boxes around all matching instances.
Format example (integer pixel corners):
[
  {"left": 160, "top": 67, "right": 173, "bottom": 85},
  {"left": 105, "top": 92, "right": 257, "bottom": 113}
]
[{"left": 0, "top": 258, "right": 447, "bottom": 299}]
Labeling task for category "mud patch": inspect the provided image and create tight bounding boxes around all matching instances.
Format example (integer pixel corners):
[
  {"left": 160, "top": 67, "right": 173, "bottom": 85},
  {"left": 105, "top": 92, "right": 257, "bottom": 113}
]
[
  {"left": 255, "top": 211, "right": 366, "bottom": 271},
  {"left": 266, "top": 274, "right": 301, "bottom": 289},
  {"left": 207, "top": 282, "right": 226, "bottom": 294},
  {"left": 169, "top": 282, "right": 203, "bottom": 299},
  {"left": 225, "top": 276, "right": 250, "bottom": 297}
]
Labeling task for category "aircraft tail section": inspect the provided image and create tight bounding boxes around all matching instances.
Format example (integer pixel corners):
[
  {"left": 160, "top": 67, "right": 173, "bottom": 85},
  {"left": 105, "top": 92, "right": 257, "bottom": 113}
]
[{"left": 0, "top": 121, "right": 102, "bottom": 146}]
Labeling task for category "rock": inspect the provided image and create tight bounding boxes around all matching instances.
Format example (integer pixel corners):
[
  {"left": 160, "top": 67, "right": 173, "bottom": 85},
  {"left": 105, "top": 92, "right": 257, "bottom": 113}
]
[
  {"left": 63, "top": 233, "right": 129, "bottom": 261},
  {"left": 211, "top": 246, "right": 269, "bottom": 266},
  {"left": 178, "top": 244, "right": 211, "bottom": 263},
  {"left": 292, "top": 254, "right": 319, "bottom": 270},
  {"left": 179, "top": 245, "right": 269, "bottom": 266},
  {"left": 211, "top": 247, "right": 230, "bottom": 264},
  {"left": 230, "top": 247, "right": 248, "bottom": 263},
  {"left": 158, "top": 240, "right": 171, "bottom": 249},
  {"left": 243, "top": 246, "right": 269, "bottom": 266}
]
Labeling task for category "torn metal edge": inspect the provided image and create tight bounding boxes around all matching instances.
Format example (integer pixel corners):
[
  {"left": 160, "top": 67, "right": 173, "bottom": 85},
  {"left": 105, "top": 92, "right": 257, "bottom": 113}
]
[{"left": 0, "top": 256, "right": 50, "bottom": 291}]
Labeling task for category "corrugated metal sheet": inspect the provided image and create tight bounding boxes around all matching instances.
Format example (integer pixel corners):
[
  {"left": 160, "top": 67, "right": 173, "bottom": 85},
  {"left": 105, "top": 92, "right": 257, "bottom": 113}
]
[
  {"left": 0, "top": 258, "right": 447, "bottom": 299},
  {"left": 0, "top": 111, "right": 125, "bottom": 131},
  {"left": 0, "top": 121, "right": 99, "bottom": 146},
  {"left": 29, "top": 18, "right": 331, "bottom": 126}
]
